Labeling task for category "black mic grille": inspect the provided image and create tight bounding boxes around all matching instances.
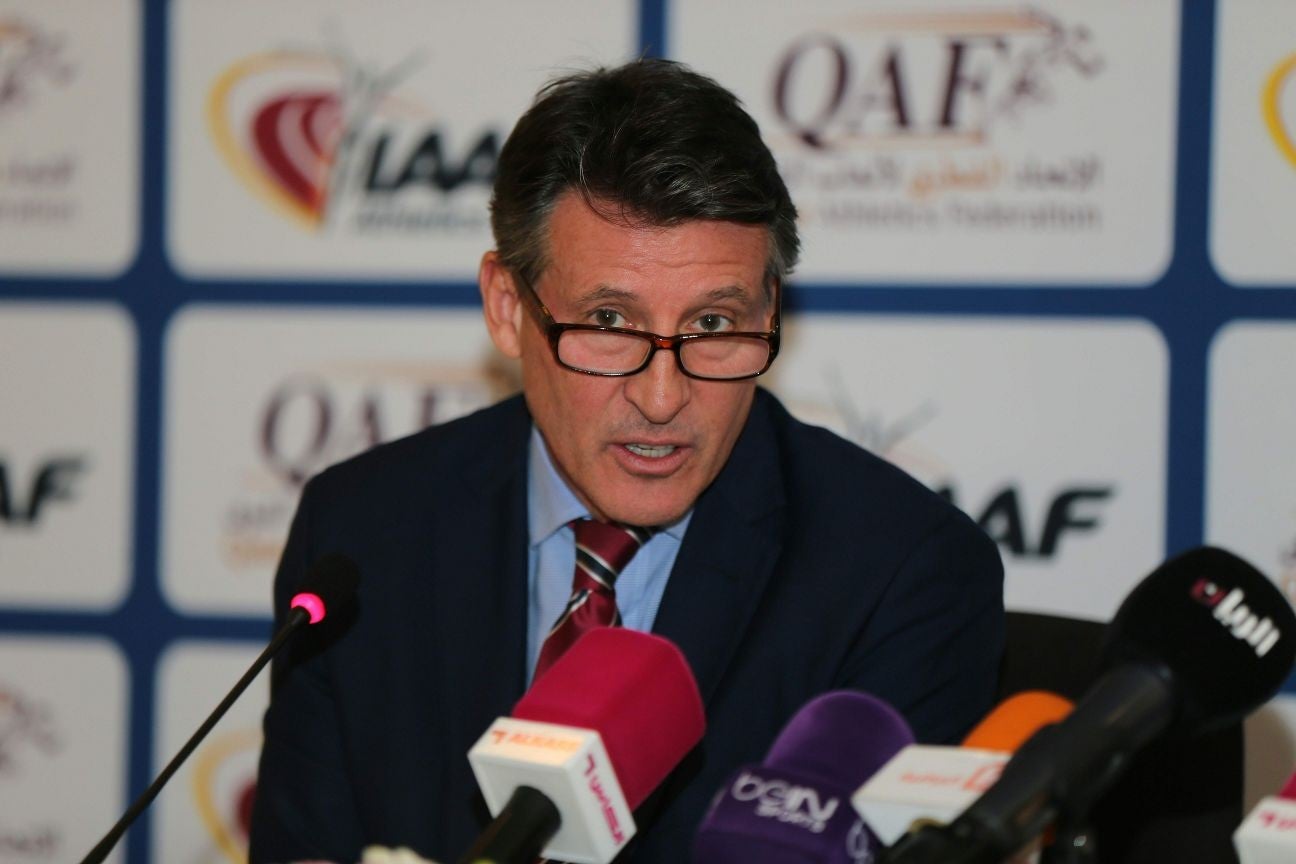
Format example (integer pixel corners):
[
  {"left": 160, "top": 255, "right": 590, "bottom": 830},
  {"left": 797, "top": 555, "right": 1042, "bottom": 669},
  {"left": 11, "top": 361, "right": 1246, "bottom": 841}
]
[{"left": 1103, "top": 545, "right": 1296, "bottom": 732}]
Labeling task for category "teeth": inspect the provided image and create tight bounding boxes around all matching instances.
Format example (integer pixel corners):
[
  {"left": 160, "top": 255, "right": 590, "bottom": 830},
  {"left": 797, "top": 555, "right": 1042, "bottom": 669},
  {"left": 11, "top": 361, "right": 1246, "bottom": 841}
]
[{"left": 626, "top": 443, "right": 676, "bottom": 458}]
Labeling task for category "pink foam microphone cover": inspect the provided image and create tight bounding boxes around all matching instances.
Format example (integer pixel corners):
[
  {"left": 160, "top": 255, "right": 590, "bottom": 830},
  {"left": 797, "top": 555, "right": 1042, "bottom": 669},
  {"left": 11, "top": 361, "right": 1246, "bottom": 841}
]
[
  {"left": 1279, "top": 767, "right": 1296, "bottom": 800},
  {"left": 512, "top": 628, "right": 705, "bottom": 808}
]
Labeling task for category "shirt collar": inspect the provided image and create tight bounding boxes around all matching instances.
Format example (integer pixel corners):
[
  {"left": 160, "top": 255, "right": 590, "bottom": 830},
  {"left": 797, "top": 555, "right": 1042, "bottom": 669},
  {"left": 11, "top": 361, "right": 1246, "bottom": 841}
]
[{"left": 527, "top": 426, "right": 692, "bottom": 546}]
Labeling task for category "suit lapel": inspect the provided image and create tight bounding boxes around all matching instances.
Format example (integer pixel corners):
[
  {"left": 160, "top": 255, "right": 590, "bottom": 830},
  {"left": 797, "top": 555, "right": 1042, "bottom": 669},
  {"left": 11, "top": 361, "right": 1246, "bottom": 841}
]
[
  {"left": 651, "top": 389, "right": 786, "bottom": 706},
  {"left": 426, "top": 398, "right": 532, "bottom": 724}
]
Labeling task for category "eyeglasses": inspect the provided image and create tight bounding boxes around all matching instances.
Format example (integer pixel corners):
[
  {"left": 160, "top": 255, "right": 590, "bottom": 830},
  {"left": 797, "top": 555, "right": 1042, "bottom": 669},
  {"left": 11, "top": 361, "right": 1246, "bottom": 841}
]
[{"left": 512, "top": 270, "right": 781, "bottom": 381}]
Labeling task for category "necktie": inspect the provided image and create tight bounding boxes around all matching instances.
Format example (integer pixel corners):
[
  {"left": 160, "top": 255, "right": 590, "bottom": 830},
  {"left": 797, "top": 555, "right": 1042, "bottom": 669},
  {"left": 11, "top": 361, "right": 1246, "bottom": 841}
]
[{"left": 533, "top": 519, "right": 655, "bottom": 679}]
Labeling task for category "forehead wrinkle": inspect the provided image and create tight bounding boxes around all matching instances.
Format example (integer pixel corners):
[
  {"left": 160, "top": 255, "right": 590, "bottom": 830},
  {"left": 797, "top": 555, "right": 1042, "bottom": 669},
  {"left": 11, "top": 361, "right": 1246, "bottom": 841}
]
[
  {"left": 571, "top": 284, "right": 638, "bottom": 307},
  {"left": 572, "top": 283, "right": 758, "bottom": 307}
]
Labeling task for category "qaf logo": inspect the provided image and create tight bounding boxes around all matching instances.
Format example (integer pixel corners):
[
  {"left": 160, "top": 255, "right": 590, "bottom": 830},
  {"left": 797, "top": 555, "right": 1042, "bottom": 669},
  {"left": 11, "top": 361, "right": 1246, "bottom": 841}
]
[
  {"left": 766, "top": 7, "right": 1107, "bottom": 233},
  {"left": 207, "top": 42, "right": 498, "bottom": 232},
  {"left": 191, "top": 728, "right": 260, "bottom": 864},
  {"left": 771, "top": 7, "right": 1103, "bottom": 151},
  {"left": 785, "top": 370, "right": 1114, "bottom": 560},
  {"left": 220, "top": 360, "right": 514, "bottom": 570},
  {"left": 1263, "top": 52, "right": 1296, "bottom": 171},
  {"left": 0, "top": 17, "right": 74, "bottom": 117},
  {"left": 0, "top": 686, "right": 61, "bottom": 775}
]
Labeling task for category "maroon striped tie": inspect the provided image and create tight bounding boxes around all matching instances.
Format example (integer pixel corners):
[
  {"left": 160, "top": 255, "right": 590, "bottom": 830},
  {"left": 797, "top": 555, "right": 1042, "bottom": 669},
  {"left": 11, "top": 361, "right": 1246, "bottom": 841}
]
[{"left": 533, "top": 519, "right": 655, "bottom": 680}]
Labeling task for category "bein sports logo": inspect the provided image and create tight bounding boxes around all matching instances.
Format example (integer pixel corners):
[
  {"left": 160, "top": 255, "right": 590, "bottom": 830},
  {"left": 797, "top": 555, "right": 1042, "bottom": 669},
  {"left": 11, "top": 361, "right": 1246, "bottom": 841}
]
[
  {"left": 206, "top": 40, "right": 498, "bottom": 232},
  {"left": 1190, "top": 578, "right": 1283, "bottom": 658},
  {"left": 730, "top": 770, "right": 840, "bottom": 834}
]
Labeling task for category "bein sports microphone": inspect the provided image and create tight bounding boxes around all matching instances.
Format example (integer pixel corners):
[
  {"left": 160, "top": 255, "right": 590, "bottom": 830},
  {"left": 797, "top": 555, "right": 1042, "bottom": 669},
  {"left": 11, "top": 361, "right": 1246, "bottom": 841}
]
[
  {"left": 882, "top": 546, "right": 1296, "bottom": 864},
  {"left": 853, "top": 691, "right": 1073, "bottom": 846},
  {"left": 691, "top": 691, "right": 915, "bottom": 863},
  {"left": 1234, "top": 767, "right": 1296, "bottom": 864},
  {"left": 462, "top": 627, "right": 704, "bottom": 864},
  {"left": 77, "top": 552, "right": 360, "bottom": 864}
]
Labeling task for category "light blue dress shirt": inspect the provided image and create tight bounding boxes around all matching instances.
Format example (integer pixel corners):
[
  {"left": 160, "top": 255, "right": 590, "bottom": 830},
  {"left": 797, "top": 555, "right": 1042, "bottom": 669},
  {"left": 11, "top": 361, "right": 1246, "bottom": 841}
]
[{"left": 526, "top": 427, "right": 691, "bottom": 683}]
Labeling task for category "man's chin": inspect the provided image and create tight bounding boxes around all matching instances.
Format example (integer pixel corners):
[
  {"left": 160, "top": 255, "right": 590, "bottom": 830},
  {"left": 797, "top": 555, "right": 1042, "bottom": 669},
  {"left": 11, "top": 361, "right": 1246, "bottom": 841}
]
[{"left": 593, "top": 488, "right": 695, "bottom": 529}]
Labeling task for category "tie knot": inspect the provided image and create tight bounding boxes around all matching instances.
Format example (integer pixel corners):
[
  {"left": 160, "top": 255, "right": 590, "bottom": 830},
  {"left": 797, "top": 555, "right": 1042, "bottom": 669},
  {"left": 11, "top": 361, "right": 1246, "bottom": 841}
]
[{"left": 572, "top": 519, "right": 655, "bottom": 585}]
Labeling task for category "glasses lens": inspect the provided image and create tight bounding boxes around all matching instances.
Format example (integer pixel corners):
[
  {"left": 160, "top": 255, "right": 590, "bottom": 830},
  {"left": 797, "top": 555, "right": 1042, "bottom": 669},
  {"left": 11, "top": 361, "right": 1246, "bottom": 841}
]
[
  {"left": 680, "top": 336, "right": 771, "bottom": 379},
  {"left": 557, "top": 330, "right": 652, "bottom": 374}
]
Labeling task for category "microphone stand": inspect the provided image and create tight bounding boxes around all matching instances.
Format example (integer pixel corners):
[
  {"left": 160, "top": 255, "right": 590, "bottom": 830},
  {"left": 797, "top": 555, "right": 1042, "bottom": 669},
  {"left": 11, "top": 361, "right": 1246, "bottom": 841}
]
[{"left": 77, "top": 606, "right": 310, "bottom": 864}]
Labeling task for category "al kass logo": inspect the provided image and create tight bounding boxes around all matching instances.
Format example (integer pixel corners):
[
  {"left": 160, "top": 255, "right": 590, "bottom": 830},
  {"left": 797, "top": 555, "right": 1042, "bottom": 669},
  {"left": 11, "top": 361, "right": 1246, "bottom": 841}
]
[
  {"left": 191, "top": 728, "right": 260, "bottom": 864},
  {"left": 0, "top": 17, "right": 74, "bottom": 116},
  {"left": 1263, "top": 52, "right": 1296, "bottom": 171},
  {"left": 207, "top": 45, "right": 499, "bottom": 231},
  {"left": 770, "top": 7, "right": 1103, "bottom": 151}
]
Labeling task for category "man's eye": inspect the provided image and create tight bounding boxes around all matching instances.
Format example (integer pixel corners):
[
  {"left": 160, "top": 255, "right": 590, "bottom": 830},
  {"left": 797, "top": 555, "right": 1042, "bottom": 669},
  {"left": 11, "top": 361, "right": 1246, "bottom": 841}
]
[
  {"left": 696, "top": 313, "right": 735, "bottom": 333},
  {"left": 592, "top": 308, "right": 625, "bottom": 327}
]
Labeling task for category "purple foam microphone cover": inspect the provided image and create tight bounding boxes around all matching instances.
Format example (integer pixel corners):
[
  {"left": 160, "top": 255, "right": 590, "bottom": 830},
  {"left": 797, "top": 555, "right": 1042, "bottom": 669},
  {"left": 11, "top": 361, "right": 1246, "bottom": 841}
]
[{"left": 693, "top": 691, "right": 915, "bottom": 863}]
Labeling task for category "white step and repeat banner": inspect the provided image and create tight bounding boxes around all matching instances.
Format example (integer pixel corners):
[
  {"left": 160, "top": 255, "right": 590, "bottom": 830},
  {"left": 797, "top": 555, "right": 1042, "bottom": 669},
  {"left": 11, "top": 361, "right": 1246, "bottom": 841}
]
[{"left": 2, "top": 1, "right": 1295, "bottom": 862}]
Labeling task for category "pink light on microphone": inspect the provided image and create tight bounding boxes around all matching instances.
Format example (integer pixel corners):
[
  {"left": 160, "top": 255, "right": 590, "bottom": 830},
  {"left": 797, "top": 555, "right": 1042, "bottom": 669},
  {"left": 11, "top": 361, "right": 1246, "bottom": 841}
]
[{"left": 290, "top": 592, "right": 327, "bottom": 624}]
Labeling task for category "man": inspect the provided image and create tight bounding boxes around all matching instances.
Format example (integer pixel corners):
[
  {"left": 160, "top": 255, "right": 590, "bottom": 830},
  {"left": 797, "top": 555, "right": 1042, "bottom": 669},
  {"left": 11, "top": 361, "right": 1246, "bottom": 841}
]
[{"left": 249, "top": 59, "right": 1003, "bottom": 864}]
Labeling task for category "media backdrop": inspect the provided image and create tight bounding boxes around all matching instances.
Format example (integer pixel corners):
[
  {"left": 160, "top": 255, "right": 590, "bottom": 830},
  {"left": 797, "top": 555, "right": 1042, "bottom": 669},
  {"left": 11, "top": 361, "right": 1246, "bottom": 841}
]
[{"left": 2, "top": 2, "right": 1295, "bottom": 863}]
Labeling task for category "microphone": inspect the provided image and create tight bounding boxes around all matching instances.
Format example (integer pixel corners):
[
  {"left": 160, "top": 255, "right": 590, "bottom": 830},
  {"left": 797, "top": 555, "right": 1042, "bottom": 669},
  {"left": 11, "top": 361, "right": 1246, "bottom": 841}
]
[
  {"left": 882, "top": 546, "right": 1296, "bottom": 864},
  {"left": 1234, "top": 768, "right": 1296, "bottom": 864},
  {"left": 853, "top": 691, "right": 1073, "bottom": 847},
  {"left": 462, "top": 628, "right": 704, "bottom": 864},
  {"left": 78, "top": 553, "right": 360, "bottom": 864},
  {"left": 691, "top": 691, "right": 915, "bottom": 863},
  {"left": 962, "top": 691, "right": 1074, "bottom": 752}
]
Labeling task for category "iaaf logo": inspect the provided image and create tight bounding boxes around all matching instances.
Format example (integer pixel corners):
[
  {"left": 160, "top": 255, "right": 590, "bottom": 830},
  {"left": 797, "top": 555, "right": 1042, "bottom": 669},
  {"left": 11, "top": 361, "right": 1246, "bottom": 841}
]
[
  {"left": 191, "top": 728, "right": 261, "bottom": 864},
  {"left": 0, "top": 17, "right": 74, "bottom": 116},
  {"left": 770, "top": 7, "right": 1103, "bottom": 151},
  {"left": 584, "top": 753, "right": 627, "bottom": 844},
  {"left": 0, "top": 686, "right": 61, "bottom": 775},
  {"left": 730, "top": 770, "right": 840, "bottom": 834},
  {"left": 1190, "top": 578, "right": 1283, "bottom": 658},
  {"left": 1263, "top": 52, "right": 1296, "bottom": 171},
  {"left": 784, "top": 375, "right": 1114, "bottom": 560},
  {"left": 207, "top": 39, "right": 498, "bottom": 231},
  {"left": 0, "top": 455, "right": 87, "bottom": 526}
]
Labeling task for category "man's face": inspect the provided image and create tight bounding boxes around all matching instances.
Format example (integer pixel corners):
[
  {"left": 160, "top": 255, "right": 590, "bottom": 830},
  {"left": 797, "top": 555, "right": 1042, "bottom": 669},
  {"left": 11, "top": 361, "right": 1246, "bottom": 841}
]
[{"left": 481, "top": 192, "right": 774, "bottom": 526}]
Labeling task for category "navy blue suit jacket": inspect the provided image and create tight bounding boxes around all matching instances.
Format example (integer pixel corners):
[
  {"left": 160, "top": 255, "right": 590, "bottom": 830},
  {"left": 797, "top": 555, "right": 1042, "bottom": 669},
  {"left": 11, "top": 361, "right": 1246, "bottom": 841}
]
[{"left": 248, "top": 388, "right": 1004, "bottom": 864}]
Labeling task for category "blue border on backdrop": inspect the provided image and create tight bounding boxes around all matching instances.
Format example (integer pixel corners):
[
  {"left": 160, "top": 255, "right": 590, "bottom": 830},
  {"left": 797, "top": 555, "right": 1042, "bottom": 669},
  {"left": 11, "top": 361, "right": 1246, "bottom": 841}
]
[{"left": 1, "top": 3, "right": 1295, "bottom": 863}]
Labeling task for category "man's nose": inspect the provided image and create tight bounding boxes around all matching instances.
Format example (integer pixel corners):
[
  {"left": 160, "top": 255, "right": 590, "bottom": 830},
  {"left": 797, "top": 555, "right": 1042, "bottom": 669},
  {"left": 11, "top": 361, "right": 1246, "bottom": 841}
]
[{"left": 622, "top": 346, "right": 690, "bottom": 424}]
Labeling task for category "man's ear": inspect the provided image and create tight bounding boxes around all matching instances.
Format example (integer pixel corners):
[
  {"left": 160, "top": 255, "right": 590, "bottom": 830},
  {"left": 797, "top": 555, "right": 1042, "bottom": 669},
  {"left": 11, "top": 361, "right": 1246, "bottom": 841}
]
[{"left": 479, "top": 251, "right": 523, "bottom": 359}]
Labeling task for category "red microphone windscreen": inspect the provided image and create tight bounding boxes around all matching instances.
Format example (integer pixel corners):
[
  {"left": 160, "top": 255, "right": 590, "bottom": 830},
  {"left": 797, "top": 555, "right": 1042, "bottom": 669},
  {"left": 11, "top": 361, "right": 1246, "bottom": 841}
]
[
  {"left": 1280, "top": 768, "right": 1296, "bottom": 800},
  {"left": 512, "top": 628, "right": 705, "bottom": 808},
  {"left": 961, "top": 690, "right": 1074, "bottom": 752}
]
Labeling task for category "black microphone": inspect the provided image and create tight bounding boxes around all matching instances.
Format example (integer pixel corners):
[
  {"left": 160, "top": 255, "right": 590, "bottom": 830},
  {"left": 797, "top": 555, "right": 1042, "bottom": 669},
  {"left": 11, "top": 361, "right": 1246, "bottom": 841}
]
[
  {"left": 883, "top": 546, "right": 1296, "bottom": 864},
  {"left": 77, "top": 553, "right": 360, "bottom": 864}
]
